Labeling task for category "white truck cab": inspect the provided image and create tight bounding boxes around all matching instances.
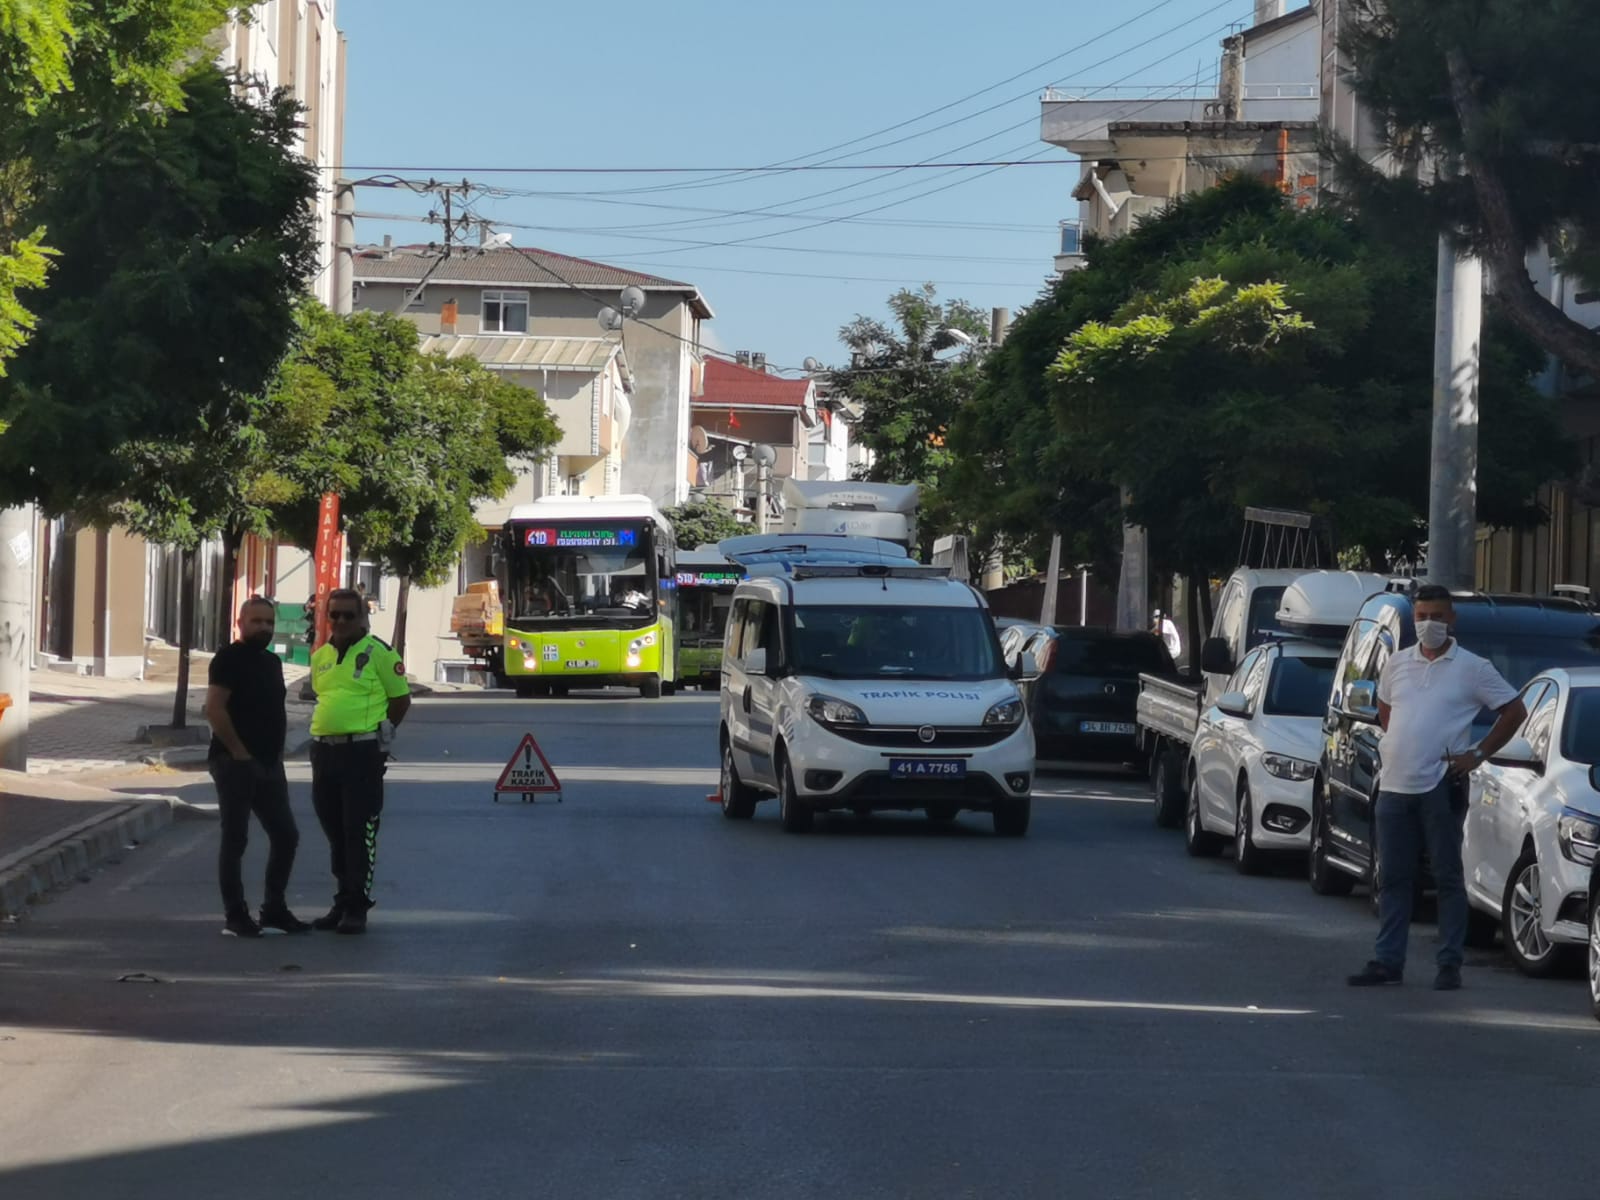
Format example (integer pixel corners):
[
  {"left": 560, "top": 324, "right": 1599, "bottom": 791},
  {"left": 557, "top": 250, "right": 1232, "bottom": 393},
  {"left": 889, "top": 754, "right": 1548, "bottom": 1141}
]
[{"left": 715, "top": 546, "right": 1035, "bottom": 837}]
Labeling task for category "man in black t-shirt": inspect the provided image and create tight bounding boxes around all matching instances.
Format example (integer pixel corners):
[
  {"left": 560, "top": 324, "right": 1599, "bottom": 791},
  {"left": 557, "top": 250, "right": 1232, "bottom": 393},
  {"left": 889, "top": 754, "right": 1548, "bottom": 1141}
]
[{"left": 204, "top": 596, "right": 309, "bottom": 938}]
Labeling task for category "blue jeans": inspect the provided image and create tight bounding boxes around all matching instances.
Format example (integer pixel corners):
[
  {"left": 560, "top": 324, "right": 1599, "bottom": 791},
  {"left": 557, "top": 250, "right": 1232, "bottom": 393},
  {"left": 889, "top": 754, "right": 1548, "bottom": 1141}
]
[{"left": 1374, "top": 780, "right": 1467, "bottom": 972}]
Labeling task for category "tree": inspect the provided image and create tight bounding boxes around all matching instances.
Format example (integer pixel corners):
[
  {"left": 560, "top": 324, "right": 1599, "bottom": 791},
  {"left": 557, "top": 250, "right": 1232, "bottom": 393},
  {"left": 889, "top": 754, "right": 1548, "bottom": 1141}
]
[
  {"left": 0, "top": 63, "right": 319, "bottom": 726},
  {"left": 0, "top": 0, "right": 239, "bottom": 372},
  {"left": 947, "top": 177, "right": 1571, "bottom": 645},
  {"left": 354, "top": 355, "right": 559, "bottom": 657},
  {"left": 830, "top": 284, "right": 990, "bottom": 556},
  {"left": 663, "top": 500, "right": 748, "bottom": 550},
  {"left": 264, "top": 305, "right": 561, "bottom": 660},
  {"left": 1338, "top": 0, "right": 1600, "bottom": 376}
]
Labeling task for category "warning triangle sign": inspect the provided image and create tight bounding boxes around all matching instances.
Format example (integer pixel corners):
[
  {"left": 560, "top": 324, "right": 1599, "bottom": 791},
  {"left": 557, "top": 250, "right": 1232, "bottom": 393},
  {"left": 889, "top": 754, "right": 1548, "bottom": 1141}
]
[{"left": 494, "top": 733, "right": 562, "bottom": 794}]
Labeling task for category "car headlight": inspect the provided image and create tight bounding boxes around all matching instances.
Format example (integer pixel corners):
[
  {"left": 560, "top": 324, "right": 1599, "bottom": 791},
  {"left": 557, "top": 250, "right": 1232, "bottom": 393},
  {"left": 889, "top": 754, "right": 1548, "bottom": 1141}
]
[
  {"left": 1558, "top": 809, "right": 1600, "bottom": 865},
  {"left": 1262, "top": 753, "right": 1317, "bottom": 782},
  {"left": 983, "top": 697, "right": 1025, "bottom": 728},
  {"left": 807, "top": 694, "right": 867, "bottom": 727}
]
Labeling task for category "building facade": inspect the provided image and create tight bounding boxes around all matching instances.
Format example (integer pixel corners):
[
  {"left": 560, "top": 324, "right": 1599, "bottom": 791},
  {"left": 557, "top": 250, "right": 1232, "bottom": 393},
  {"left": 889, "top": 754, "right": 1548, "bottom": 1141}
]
[{"left": 689, "top": 356, "right": 819, "bottom": 524}]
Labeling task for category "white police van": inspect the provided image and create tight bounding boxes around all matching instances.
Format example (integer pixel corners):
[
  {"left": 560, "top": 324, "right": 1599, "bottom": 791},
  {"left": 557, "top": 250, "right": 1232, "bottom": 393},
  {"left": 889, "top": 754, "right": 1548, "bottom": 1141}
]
[{"left": 715, "top": 536, "right": 1036, "bottom": 836}]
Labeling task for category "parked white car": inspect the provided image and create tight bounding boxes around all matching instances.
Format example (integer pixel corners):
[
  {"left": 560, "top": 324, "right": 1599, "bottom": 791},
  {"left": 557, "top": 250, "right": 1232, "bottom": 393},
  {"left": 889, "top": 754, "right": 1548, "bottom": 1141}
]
[
  {"left": 1185, "top": 639, "right": 1342, "bottom": 873},
  {"left": 1464, "top": 666, "right": 1600, "bottom": 976},
  {"left": 715, "top": 546, "right": 1035, "bottom": 837}
]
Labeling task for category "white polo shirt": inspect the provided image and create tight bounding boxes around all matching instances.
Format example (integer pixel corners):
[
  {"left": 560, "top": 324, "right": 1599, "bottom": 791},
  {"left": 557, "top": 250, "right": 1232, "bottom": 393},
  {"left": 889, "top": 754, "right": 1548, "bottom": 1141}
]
[{"left": 1376, "top": 641, "right": 1519, "bottom": 794}]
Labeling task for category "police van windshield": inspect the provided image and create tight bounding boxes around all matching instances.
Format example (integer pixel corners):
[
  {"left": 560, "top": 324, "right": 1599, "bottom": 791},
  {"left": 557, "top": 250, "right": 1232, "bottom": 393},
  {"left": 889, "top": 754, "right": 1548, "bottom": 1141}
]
[
  {"left": 790, "top": 605, "right": 1003, "bottom": 681},
  {"left": 506, "top": 522, "right": 654, "bottom": 623}
]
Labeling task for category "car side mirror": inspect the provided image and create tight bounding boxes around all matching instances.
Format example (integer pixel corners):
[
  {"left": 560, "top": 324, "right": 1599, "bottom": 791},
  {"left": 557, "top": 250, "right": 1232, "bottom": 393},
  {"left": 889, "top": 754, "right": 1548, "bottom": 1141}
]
[
  {"left": 1216, "top": 690, "right": 1251, "bottom": 720},
  {"left": 1490, "top": 736, "right": 1541, "bottom": 770},
  {"left": 1343, "top": 680, "right": 1379, "bottom": 723},
  {"left": 1200, "top": 637, "right": 1233, "bottom": 676},
  {"left": 744, "top": 647, "right": 769, "bottom": 677}
]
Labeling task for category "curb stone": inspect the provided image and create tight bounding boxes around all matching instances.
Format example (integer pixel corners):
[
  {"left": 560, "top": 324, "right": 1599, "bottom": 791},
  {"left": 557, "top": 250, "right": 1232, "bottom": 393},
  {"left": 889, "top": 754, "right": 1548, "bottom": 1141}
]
[
  {"left": 0, "top": 795, "right": 206, "bottom": 921},
  {"left": 139, "top": 723, "right": 314, "bottom": 770}
]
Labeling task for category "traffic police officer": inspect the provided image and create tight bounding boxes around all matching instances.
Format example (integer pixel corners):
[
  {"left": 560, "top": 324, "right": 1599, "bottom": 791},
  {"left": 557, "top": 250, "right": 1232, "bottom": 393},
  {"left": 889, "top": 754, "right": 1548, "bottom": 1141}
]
[{"left": 309, "top": 587, "right": 411, "bottom": 934}]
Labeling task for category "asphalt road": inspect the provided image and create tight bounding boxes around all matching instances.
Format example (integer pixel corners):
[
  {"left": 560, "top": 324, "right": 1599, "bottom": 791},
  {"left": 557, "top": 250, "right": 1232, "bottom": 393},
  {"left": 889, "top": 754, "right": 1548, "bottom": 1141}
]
[{"left": 3, "top": 691, "right": 1598, "bottom": 1199}]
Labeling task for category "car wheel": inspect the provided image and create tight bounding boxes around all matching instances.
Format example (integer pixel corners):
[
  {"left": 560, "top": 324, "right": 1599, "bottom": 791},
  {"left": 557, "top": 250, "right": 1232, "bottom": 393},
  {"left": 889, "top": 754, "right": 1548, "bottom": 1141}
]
[
  {"left": 1588, "top": 894, "right": 1600, "bottom": 1023},
  {"left": 719, "top": 743, "right": 757, "bottom": 821},
  {"left": 1308, "top": 779, "right": 1354, "bottom": 896},
  {"left": 777, "top": 753, "right": 812, "bottom": 833},
  {"left": 1152, "top": 746, "right": 1184, "bottom": 830},
  {"left": 1185, "top": 775, "right": 1224, "bottom": 857},
  {"left": 992, "top": 795, "right": 1031, "bottom": 838},
  {"left": 1234, "top": 782, "right": 1265, "bottom": 876},
  {"left": 1502, "top": 849, "right": 1569, "bottom": 977}
]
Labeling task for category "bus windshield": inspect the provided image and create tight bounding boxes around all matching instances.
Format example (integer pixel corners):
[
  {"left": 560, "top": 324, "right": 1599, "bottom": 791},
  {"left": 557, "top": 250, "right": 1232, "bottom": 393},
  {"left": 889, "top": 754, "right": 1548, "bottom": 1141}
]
[
  {"left": 680, "top": 586, "right": 734, "bottom": 645},
  {"left": 505, "top": 521, "right": 657, "bottom": 627}
]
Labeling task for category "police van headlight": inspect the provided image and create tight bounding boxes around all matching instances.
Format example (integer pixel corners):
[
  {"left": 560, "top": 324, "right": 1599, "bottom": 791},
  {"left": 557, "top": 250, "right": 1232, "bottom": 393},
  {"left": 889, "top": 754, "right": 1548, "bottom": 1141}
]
[
  {"left": 983, "top": 697, "right": 1025, "bottom": 728},
  {"left": 807, "top": 695, "right": 867, "bottom": 728},
  {"left": 1262, "top": 754, "right": 1317, "bottom": 782}
]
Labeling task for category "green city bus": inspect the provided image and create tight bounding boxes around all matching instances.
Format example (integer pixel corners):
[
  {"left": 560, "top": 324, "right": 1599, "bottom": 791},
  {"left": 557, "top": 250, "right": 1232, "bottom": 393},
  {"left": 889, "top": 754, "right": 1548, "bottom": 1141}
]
[
  {"left": 673, "top": 549, "right": 744, "bottom": 689},
  {"left": 490, "top": 496, "right": 677, "bottom": 698}
]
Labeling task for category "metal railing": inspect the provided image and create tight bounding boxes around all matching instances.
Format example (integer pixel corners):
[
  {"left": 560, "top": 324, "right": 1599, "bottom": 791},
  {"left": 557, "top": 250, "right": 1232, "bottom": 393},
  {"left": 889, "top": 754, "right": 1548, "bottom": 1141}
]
[{"left": 1042, "top": 85, "right": 1215, "bottom": 103}]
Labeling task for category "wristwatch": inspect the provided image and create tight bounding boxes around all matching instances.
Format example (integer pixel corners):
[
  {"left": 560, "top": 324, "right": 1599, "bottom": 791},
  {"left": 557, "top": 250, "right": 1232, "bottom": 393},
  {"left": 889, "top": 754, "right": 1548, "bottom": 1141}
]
[{"left": 1470, "top": 747, "right": 1486, "bottom": 766}]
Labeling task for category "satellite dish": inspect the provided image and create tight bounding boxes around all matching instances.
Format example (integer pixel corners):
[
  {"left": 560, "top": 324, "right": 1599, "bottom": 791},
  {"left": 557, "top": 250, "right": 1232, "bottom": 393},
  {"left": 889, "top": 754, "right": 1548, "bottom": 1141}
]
[
  {"left": 688, "top": 425, "right": 710, "bottom": 455},
  {"left": 597, "top": 306, "right": 623, "bottom": 333},
  {"left": 731, "top": 444, "right": 749, "bottom": 463},
  {"left": 753, "top": 443, "right": 777, "bottom": 468},
  {"left": 619, "top": 285, "right": 647, "bottom": 317},
  {"left": 482, "top": 231, "right": 513, "bottom": 250},
  {"left": 803, "top": 356, "right": 823, "bottom": 373}
]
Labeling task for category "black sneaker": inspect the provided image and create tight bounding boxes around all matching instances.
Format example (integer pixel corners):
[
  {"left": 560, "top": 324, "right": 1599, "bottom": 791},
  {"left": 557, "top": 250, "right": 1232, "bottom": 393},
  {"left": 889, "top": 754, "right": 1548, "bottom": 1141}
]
[
  {"left": 1347, "top": 960, "right": 1403, "bottom": 986},
  {"left": 259, "top": 905, "right": 313, "bottom": 934},
  {"left": 335, "top": 909, "right": 367, "bottom": 935},
  {"left": 1434, "top": 964, "right": 1463, "bottom": 991},
  {"left": 310, "top": 905, "right": 344, "bottom": 932},
  {"left": 223, "top": 912, "right": 263, "bottom": 939}
]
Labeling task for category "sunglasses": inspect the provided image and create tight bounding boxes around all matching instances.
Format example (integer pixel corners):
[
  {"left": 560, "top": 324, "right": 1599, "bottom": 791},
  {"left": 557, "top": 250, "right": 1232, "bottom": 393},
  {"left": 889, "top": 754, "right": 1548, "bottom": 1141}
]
[{"left": 327, "top": 610, "right": 362, "bottom": 622}]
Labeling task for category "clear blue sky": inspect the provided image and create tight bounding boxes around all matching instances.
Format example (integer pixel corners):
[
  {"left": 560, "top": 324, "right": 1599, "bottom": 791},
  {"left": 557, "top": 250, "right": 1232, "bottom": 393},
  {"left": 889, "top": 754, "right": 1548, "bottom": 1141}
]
[{"left": 338, "top": 0, "right": 1255, "bottom": 370}]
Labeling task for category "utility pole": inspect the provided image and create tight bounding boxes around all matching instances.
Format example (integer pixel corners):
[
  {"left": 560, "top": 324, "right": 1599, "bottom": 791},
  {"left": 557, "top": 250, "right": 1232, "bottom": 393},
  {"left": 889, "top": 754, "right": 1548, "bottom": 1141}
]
[
  {"left": 0, "top": 506, "right": 33, "bottom": 770},
  {"left": 1428, "top": 232, "right": 1482, "bottom": 591},
  {"left": 1039, "top": 531, "right": 1062, "bottom": 626},
  {"left": 1115, "top": 486, "right": 1149, "bottom": 632},
  {"left": 333, "top": 178, "right": 356, "bottom": 317}
]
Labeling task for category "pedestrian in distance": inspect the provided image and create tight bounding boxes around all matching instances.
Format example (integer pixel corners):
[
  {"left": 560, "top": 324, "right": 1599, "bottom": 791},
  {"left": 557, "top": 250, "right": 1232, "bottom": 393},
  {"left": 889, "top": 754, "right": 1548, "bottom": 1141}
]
[
  {"left": 204, "top": 596, "right": 310, "bottom": 938},
  {"left": 308, "top": 587, "right": 411, "bottom": 934},
  {"left": 1347, "top": 584, "right": 1527, "bottom": 991}
]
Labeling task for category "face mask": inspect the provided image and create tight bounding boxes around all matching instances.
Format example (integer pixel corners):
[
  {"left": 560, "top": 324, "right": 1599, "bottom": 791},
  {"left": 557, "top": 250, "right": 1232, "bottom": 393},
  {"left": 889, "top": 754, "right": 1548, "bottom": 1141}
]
[{"left": 1416, "top": 619, "right": 1450, "bottom": 650}]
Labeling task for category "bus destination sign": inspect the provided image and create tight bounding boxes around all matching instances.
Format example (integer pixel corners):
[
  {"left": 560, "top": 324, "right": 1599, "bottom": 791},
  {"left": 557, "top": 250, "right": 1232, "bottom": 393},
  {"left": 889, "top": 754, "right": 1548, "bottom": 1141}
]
[
  {"left": 676, "top": 570, "right": 744, "bottom": 587},
  {"left": 524, "top": 526, "right": 638, "bottom": 549}
]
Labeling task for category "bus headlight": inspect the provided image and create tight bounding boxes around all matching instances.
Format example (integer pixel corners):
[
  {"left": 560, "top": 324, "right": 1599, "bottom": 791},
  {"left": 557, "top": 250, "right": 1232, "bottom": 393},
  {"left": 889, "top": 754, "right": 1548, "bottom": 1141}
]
[{"left": 627, "top": 632, "right": 657, "bottom": 668}]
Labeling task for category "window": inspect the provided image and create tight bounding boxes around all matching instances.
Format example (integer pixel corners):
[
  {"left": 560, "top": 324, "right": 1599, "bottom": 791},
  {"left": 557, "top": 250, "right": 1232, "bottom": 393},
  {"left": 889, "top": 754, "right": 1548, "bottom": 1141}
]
[
  {"left": 1240, "top": 651, "right": 1271, "bottom": 711},
  {"left": 1521, "top": 682, "right": 1560, "bottom": 762},
  {"left": 737, "top": 600, "right": 779, "bottom": 667},
  {"left": 1226, "top": 649, "right": 1263, "bottom": 698},
  {"left": 482, "top": 290, "right": 529, "bottom": 334},
  {"left": 1560, "top": 687, "right": 1600, "bottom": 765},
  {"left": 351, "top": 562, "right": 383, "bottom": 611},
  {"left": 1244, "top": 586, "right": 1289, "bottom": 651},
  {"left": 1214, "top": 581, "right": 1244, "bottom": 662},
  {"left": 1049, "top": 633, "right": 1173, "bottom": 678},
  {"left": 1264, "top": 656, "right": 1339, "bottom": 718},
  {"left": 726, "top": 598, "right": 750, "bottom": 661}
]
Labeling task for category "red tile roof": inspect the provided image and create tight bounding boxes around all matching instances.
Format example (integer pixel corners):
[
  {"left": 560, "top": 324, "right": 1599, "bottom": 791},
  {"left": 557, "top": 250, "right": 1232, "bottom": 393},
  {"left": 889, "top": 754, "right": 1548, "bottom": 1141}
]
[{"left": 697, "top": 356, "right": 811, "bottom": 409}]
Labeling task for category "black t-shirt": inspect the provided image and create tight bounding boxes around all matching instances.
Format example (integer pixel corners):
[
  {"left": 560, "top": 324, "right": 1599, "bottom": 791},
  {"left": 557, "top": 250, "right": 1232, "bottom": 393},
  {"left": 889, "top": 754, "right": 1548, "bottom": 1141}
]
[{"left": 207, "top": 641, "right": 288, "bottom": 763}]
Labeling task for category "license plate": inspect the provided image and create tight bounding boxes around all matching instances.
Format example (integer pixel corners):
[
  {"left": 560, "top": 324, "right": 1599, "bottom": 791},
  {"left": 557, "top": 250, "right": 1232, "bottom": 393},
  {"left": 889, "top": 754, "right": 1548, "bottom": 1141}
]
[
  {"left": 889, "top": 759, "right": 967, "bottom": 780},
  {"left": 564, "top": 659, "right": 599, "bottom": 670},
  {"left": 1081, "top": 721, "right": 1135, "bottom": 735}
]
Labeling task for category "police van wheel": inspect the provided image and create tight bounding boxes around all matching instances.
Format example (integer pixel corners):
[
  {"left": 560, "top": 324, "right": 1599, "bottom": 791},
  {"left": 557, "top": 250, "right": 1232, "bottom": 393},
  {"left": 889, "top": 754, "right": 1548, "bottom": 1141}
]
[
  {"left": 778, "top": 755, "right": 813, "bottom": 833},
  {"left": 640, "top": 676, "right": 663, "bottom": 700}
]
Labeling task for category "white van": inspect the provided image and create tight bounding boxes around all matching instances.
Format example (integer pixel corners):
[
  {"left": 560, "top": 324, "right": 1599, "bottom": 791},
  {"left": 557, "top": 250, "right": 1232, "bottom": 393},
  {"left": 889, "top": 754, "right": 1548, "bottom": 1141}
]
[{"left": 716, "top": 555, "right": 1036, "bottom": 836}]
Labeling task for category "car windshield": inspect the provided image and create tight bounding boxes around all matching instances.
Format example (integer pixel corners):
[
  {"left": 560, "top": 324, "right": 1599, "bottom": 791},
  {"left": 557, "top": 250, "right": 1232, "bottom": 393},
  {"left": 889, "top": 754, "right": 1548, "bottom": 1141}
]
[
  {"left": 791, "top": 605, "right": 1003, "bottom": 681},
  {"left": 1050, "top": 634, "right": 1173, "bottom": 677},
  {"left": 1264, "top": 656, "right": 1338, "bottom": 717},
  {"left": 1246, "top": 586, "right": 1289, "bottom": 650},
  {"left": 1559, "top": 688, "right": 1600, "bottom": 766},
  {"left": 1454, "top": 631, "right": 1600, "bottom": 726}
]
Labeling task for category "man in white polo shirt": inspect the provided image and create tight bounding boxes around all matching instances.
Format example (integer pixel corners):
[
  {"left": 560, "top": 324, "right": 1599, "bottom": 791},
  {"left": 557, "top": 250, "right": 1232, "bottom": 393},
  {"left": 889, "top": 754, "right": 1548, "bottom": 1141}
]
[{"left": 1348, "top": 585, "right": 1526, "bottom": 991}]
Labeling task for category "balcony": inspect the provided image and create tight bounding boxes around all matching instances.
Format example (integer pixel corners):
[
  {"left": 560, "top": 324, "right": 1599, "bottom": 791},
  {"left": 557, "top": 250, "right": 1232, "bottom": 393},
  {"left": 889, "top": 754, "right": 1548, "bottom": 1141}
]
[{"left": 1054, "top": 219, "right": 1085, "bottom": 275}]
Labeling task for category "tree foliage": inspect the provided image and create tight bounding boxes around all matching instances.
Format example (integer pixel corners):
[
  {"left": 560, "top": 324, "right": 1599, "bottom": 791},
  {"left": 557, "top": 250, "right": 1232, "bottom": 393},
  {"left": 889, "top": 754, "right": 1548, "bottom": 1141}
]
[
  {"left": 0, "top": 64, "right": 319, "bottom": 531},
  {"left": 0, "top": 0, "right": 240, "bottom": 373},
  {"left": 829, "top": 284, "right": 990, "bottom": 555},
  {"left": 1338, "top": 0, "right": 1600, "bottom": 376},
  {"left": 663, "top": 500, "right": 748, "bottom": 550},
  {"left": 947, "top": 176, "right": 1572, "bottom": 585}
]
